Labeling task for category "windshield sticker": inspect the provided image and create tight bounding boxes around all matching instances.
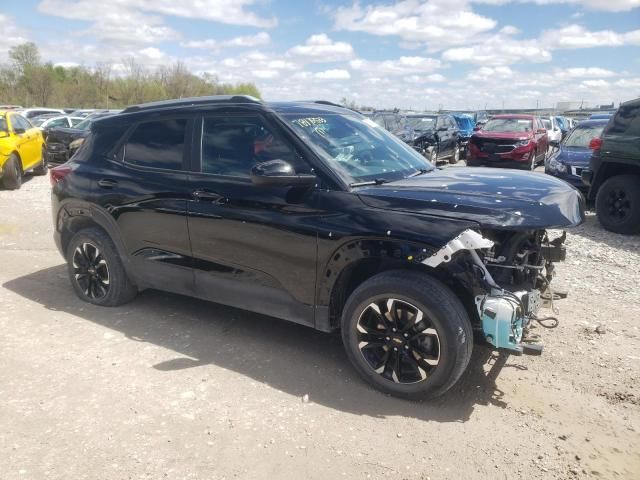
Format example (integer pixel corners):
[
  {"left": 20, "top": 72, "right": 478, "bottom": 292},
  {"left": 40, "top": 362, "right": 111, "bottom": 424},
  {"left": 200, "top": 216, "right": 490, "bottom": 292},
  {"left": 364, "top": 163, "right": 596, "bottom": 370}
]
[{"left": 292, "top": 117, "right": 327, "bottom": 128}]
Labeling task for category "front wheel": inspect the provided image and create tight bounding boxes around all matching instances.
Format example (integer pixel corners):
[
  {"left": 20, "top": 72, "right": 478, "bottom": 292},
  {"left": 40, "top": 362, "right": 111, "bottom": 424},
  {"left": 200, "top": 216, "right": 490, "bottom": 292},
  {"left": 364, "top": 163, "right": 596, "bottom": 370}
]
[
  {"left": 1, "top": 154, "right": 22, "bottom": 190},
  {"left": 595, "top": 175, "right": 640, "bottom": 235},
  {"left": 341, "top": 270, "right": 473, "bottom": 399}
]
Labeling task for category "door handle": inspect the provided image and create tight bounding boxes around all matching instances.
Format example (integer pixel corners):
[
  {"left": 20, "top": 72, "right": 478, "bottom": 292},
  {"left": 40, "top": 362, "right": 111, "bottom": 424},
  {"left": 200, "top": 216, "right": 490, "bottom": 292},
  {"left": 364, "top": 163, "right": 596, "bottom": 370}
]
[
  {"left": 98, "top": 178, "right": 118, "bottom": 189},
  {"left": 192, "top": 189, "right": 226, "bottom": 203}
]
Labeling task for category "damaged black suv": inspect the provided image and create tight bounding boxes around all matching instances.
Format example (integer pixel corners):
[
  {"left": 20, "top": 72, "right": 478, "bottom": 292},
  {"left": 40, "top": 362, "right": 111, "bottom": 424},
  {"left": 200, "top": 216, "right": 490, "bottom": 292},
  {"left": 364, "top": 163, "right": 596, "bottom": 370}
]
[{"left": 51, "top": 96, "right": 583, "bottom": 399}]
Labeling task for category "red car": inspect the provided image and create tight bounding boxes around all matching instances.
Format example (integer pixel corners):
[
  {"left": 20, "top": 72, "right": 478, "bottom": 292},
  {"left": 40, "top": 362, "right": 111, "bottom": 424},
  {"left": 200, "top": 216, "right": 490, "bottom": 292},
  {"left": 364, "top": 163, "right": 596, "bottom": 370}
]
[{"left": 467, "top": 115, "right": 549, "bottom": 170}]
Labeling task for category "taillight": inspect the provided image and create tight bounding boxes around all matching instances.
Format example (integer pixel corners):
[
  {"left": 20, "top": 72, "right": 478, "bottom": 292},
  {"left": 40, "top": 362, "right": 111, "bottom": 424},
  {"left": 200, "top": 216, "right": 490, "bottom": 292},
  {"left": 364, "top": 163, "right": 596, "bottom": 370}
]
[
  {"left": 49, "top": 164, "right": 72, "bottom": 187},
  {"left": 589, "top": 137, "right": 602, "bottom": 151}
]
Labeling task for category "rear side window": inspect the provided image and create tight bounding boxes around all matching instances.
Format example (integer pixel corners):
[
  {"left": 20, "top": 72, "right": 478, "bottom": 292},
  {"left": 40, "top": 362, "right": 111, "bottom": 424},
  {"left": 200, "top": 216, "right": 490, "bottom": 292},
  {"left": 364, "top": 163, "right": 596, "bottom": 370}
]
[
  {"left": 124, "top": 119, "right": 187, "bottom": 170},
  {"left": 607, "top": 103, "right": 640, "bottom": 137}
]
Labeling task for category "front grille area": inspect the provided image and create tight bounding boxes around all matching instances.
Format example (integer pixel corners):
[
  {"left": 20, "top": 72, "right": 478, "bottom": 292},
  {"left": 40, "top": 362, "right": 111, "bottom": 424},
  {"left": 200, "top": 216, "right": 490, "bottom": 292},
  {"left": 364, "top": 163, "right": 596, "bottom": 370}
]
[{"left": 473, "top": 138, "right": 517, "bottom": 154}]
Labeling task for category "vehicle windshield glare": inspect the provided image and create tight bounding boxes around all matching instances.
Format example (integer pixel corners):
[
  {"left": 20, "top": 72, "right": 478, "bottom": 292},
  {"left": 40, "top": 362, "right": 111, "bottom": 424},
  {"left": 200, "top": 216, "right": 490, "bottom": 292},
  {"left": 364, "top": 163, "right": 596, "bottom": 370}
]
[
  {"left": 74, "top": 118, "right": 92, "bottom": 130},
  {"left": 405, "top": 116, "right": 436, "bottom": 131},
  {"left": 282, "top": 113, "right": 434, "bottom": 183},
  {"left": 564, "top": 125, "right": 605, "bottom": 148},
  {"left": 31, "top": 117, "right": 50, "bottom": 127},
  {"left": 482, "top": 118, "right": 532, "bottom": 133}
]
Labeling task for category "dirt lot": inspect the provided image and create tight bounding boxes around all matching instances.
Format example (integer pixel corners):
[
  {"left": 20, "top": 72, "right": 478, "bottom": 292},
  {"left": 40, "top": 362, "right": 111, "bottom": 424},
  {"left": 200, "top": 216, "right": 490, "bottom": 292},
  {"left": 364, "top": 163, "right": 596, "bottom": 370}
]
[{"left": 1, "top": 172, "right": 639, "bottom": 480}]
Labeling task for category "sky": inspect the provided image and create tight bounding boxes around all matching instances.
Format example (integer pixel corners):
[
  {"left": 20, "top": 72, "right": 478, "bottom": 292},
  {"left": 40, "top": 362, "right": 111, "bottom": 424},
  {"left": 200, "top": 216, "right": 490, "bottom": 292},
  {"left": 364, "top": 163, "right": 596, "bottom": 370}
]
[{"left": 1, "top": 0, "right": 639, "bottom": 109}]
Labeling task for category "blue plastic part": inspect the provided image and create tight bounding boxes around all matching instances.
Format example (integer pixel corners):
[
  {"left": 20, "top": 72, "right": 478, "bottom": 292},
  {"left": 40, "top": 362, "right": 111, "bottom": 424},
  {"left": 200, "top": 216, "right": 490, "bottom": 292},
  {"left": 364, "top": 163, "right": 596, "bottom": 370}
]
[{"left": 480, "top": 296, "right": 524, "bottom": 353}]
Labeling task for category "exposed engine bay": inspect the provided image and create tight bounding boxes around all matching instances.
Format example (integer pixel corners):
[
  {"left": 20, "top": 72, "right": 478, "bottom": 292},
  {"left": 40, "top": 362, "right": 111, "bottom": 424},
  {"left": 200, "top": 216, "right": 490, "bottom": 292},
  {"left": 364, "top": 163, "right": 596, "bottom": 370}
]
[{"left": 423, "top": 228, "right": 567, "bottom": 355}]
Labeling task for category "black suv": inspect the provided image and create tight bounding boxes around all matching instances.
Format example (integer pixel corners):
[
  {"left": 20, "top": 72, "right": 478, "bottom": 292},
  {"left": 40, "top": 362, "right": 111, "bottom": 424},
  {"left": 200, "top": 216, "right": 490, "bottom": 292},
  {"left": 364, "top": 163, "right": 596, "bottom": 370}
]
[
  {"left": 582, "top": 97, "right": 640, "bottom": 234},
  {"left": 51, "top": 96, "right": 583, "bottom": 399},
  {"left": 402, "top": 113, "right": 461, "bottom": 164}
]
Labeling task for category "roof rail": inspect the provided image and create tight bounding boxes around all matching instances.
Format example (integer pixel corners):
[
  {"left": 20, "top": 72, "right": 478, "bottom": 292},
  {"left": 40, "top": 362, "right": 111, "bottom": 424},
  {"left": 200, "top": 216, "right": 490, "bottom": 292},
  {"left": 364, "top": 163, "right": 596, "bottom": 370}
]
[
  {"left": 122, "top": 95, "right": 261, "bottom": 113},
  {"left": 313, "top": 100, "right": 361, "bottom": 114}
]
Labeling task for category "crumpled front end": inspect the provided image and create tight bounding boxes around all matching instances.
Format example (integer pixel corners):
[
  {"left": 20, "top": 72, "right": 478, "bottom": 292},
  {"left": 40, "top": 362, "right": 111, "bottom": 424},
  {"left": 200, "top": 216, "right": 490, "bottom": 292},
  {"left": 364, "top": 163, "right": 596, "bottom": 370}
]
[{"left": 423, "top": 228, "right": 566, "bottom": 355}]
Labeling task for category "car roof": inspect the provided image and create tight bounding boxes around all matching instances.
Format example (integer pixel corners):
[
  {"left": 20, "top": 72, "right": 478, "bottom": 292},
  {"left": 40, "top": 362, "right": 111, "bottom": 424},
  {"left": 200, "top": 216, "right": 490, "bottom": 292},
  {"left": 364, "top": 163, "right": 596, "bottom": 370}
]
[
  {"left": 573, "top": 119, "right": 609, "bottom": 127},
  {"left": 491, "top": 114, "right": 535, "bottom": 120}
]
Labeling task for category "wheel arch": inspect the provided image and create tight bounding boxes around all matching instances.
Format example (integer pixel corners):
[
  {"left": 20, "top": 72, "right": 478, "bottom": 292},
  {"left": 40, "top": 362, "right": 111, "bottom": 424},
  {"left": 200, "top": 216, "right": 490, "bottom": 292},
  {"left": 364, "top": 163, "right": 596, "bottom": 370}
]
[
  {"left": 318, "top": 237, "right": 485, "bottom": 331},
  {"left": 56, "top": 201, "right": 137, "bottom": 285}
]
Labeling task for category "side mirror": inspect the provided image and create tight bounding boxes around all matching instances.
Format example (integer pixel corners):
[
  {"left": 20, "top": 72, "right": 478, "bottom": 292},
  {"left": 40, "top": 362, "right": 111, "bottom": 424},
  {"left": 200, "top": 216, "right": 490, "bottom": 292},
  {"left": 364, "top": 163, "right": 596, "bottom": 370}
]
[
  {"left": 473, "top": 126, "right": 481, "bottom": 131},
  {"left": 250, "top": 159, "right": 316, "bottom": 187},
  {"left": 550, "top": 139, "right": 560, "bottom": 147},
  {"left": 536, "top": 128, "right": 547, "bottom": 134},
  {"left": 13, "top": 127, "right": 25, "bottom": 135}
]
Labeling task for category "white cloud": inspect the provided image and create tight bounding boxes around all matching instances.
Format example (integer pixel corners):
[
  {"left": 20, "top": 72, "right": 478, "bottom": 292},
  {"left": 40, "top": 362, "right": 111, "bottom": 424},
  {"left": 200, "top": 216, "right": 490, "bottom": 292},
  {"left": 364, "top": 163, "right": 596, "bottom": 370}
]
[
  {"left": 350, "top": 56, "right": 442, "bottom": 75},
  {"left": 182, "top": 32, "right": 270, "bottom": 51},
  {"left": 473, "top": 0, "right": 640, "bottom": 13},
  {"left": 315, "top": 69, "right": 351, "bottom": 80},
  {"left": 286, "top": 34, "right": 355, "bottom": 62},
  {"left": 443, "top": 27, "right": 552, "bottom": 66},
  {"left": 0, "top": 14, "right": 29, "bottom": 60},
  {"left": 541, "top": 24, "right": 640, "bottom": 49},
  {"left": 333, "top": 0, "right": 496, "bottom": 50},
  {"left": 579, "top": 79, "right": 611, "bottom": 88}
]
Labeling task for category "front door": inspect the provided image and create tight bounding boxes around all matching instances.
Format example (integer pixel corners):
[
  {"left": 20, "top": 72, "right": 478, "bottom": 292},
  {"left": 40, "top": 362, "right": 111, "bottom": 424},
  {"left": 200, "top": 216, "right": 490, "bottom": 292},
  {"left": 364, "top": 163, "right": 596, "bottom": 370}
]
[
  {"left": 11, "top": 114, "right": 39, "bottom": 169},
  {"left": 186, "top": 111, "right": 322, "bottom": 327}
]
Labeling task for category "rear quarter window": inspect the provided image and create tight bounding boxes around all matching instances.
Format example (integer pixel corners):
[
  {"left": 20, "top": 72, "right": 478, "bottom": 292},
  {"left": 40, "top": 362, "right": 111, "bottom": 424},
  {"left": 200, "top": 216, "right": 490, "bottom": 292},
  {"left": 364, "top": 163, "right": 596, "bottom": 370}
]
[{"left": 124, "top": 119, "right": 187, "bottom": 170}]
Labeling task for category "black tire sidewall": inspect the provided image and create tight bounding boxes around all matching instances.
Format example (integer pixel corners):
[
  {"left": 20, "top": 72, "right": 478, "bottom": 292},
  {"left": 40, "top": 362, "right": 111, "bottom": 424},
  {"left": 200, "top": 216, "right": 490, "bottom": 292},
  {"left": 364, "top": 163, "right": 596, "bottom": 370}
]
[
  {"left": 34, "top": 147, "right": 48, "bottom": 175},
  {"left": 341, "top": 271, "right": 473, "bottom": 399},
  {"left": 66, "top": 227, "right": 136, "bottom": 306},
  {"left": 2, "top": 155, "right": 22, "bottom": 189},
  {"left": 595, "top": 174, "right": 640, "bottom": 235}
]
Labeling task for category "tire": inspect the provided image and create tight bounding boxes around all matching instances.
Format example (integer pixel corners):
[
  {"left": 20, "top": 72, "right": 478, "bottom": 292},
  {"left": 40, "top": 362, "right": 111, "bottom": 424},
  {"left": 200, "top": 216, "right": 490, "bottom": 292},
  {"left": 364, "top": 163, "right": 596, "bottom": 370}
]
[
  {"left": 341, "top": 270, "right": 473, "bottom": 400},
  {"left": 33, "top": 146, "right": 48, "bottom": 175},
  {"left": 595, "top": 174, "right": 640, "bottom": 235},
  {"left": 66, "top": 227, "right": 137, "bottom": 306},
  {"left": 428, "top": 148, "right": 437, "bottom": 164},
  {"left": 449, "top": 145, "right": 460, "bottom": 164},
  {"left": 529, "top": 150, "right": 537, "bottom": 171},
  {"left": 1, "top": 154, "right": 23, "bottom": 190}
]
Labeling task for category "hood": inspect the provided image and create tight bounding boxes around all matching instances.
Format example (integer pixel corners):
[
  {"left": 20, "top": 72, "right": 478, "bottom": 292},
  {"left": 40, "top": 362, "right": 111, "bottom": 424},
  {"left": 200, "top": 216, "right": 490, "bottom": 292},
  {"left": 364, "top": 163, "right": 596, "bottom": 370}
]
[
  {"left": 46, "top": 127, "right": 86, "bottom": 144},
  {"left": 356, "top": 167, "right": 584, "bottom": 229},
  {"left": 473, "top": 130, "right": 532, "bottom": 141},
  {"left": 557, "top": 146, "right": 592, "bottom": 167}
]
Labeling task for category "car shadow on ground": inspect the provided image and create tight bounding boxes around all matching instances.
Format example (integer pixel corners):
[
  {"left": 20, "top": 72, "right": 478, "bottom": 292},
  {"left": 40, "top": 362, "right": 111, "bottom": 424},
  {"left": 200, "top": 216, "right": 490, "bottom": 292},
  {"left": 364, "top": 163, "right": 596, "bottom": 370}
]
[{"left": 4, "top": 264, "right": 523, "bottom": 423}]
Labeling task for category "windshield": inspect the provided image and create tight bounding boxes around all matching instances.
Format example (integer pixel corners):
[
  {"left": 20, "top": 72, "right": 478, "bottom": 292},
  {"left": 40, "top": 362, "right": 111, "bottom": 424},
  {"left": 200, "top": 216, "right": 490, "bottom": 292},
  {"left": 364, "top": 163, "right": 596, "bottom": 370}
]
[
  {"left": 564, "top": 125, "right": 605, "bottom": 148},
  {"left": 282, "top": 113, "right": 434, "bottom": 183},
  {"left": 405, "top": 116, "right": 436, "bottom": 131},
  {"left": 74, "top": 118, "right": 92, "bottom": 130},
  {"left": 31, "top": 117, "right": 49, "bottom": 127},
  {"left": 482, "top": 118, "right": 533, "bottom": 133}
]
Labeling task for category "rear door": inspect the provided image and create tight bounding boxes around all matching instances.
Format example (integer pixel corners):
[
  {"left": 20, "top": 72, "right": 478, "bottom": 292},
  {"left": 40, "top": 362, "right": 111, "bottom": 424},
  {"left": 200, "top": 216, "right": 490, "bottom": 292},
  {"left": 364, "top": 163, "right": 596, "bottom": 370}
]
[
  {"left": 185, "top": 110, "right": 321, "bottom": 326},
  {"left": 91, "top": 116, "right": 195, "bottom": 294}
]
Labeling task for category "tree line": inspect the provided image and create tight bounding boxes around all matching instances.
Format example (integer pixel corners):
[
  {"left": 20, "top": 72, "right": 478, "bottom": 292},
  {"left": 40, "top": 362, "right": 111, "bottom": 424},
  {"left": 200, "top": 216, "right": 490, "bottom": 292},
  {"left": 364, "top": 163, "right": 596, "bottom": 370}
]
[{"left": 0, "top": 43, "right": 262, "bottom": 109}]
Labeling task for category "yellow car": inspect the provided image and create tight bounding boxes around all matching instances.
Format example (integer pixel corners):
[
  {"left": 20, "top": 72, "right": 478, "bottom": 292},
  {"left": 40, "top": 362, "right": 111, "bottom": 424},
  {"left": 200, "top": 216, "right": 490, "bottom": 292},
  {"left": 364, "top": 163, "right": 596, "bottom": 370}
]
[{"left": 0, "top": 110, "right": 47, "bottom": 189}]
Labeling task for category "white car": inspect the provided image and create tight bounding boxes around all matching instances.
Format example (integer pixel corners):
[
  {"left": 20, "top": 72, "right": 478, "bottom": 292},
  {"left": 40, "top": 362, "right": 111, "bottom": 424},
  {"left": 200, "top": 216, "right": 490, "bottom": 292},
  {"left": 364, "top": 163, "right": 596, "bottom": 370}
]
[
  {"left": 31, "top": 115, "right": 84, "bottom": 129},
  {"left": 17, "top": 107, "right": 66, "bottom": 119},
  {"left": 540, "top": 116, "right": 562, "bottom": 146}
]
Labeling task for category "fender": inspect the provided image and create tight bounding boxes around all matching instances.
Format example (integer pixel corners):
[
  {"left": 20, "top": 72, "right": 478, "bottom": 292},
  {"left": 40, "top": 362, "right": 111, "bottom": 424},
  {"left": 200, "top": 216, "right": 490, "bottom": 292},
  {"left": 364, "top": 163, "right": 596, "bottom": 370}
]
[{"left": 55, "top": 198, "right": 140, "bottom": 285}]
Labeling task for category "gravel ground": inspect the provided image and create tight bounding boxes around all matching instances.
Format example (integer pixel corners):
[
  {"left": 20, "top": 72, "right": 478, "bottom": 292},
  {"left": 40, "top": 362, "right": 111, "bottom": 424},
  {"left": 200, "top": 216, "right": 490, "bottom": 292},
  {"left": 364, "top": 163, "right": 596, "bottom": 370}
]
[{"left": 1, "top": 172, "right": 639, "bottom": 480}]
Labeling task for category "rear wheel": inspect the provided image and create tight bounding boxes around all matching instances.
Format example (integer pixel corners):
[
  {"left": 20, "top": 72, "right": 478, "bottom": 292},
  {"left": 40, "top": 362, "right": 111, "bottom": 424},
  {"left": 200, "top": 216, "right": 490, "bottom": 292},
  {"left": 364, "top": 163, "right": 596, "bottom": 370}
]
[
  {"left": 595, "top": 175, "right": 640, "bottom": 235},
  {"left": 449, "top": 145, "right": 460, "bottom": 164},
  {"left": 2, "top": 154, "right": 22, "bottom": 190},
  {"left": 341, "top": 270, "right": 473, "bottom": 399},
  {"left": 33, "top": 146, "right": 48, "bottom": 175},
  {"left": 66, "top": 227, "right": 137, "bottom": 306},
  {"left": 427, "top": 147, "right": 437, "bottom": 164},
  {"left": 529, "top": 150, "right": 537, "bottom": 170}
]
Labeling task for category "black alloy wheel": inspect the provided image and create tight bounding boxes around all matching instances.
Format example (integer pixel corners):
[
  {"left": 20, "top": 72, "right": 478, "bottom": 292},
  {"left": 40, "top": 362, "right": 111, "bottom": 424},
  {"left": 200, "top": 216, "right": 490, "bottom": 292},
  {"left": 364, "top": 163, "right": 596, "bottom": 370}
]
[
  {"left": 356, "top": 298, "right": 440, "bottom": 384},
  {"left": 595, "top": 175, "right": 640, "bottom": 235},
  {"left": 72, "top": 242, "right": 110, "bottom": 300}
]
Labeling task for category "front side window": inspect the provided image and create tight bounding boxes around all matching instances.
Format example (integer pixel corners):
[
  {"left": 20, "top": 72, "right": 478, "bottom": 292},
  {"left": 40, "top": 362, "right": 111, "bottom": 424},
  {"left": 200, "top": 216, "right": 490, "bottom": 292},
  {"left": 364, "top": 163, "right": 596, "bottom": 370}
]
[
  {"left": 0, "top": 116, "right": 7, "bottom": 132},
  {"left": 11, "top": 114, "right": 31, "bottom": 131},
  {"left": 201, "top": 115, "right": 302, "bottom": 177},
  {"left": 282, "top": 112, "right": 434, "bottom": 183},
  {"left": 608, "top": 104, "right": 640, "bottom": 137},
  {"left": 406, "top": 116, "right": 436, "bottom": 132},
  {"left": 124, "top": 118, "right": 187, "bottom": 170}
]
